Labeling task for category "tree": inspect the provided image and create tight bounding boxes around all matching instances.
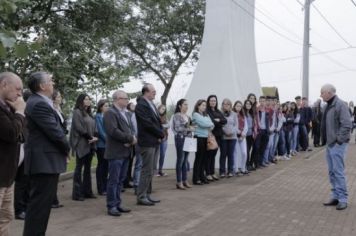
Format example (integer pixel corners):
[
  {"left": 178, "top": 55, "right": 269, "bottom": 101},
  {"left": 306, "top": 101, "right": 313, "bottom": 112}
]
[
  {"left": 0, "top": 0, "right": 131, "bottom": 111},
  {"left": 109, "top": 0, "right": 205, "bottom": 105}
]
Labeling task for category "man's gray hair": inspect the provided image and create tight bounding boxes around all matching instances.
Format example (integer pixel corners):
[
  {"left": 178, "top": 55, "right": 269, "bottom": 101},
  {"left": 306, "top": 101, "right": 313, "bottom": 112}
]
[
  {"left": 0, "top": 72, "right": 19, "bottom": 84},
  {"left": 112, "top": 90, "right": 126, "bottom": 100},
  {"left": 321, "top": 84, "right": 336, "bottom": 94}
]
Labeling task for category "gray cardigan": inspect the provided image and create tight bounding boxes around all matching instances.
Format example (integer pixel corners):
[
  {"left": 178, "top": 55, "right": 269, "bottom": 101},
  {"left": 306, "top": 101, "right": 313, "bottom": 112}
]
[
  {"left": 322, "top": 95, "right": 352, "bottom": 145},
  {"left": 69, "top": 109, "right": 97, "bottom": 158}
]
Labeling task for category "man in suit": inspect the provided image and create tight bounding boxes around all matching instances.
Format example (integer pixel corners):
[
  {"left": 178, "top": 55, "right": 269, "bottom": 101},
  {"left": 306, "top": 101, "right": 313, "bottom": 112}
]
[
  {"left": 0, "top": 72, "right": 26, "bottom": 236},
  {"left": 23, "top": 72, "right": 70, "bottom": 235},
  {"left": 135, "top": 84, "right": 164, "bottom": 206},
  {"left": 103, "top": 90, "right": 136, "bottom": 216}
]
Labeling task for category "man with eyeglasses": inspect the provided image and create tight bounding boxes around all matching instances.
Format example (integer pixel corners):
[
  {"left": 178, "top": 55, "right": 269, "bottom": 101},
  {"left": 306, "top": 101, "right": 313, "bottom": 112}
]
[
  {"left": 23, "top": 72, "right": 70, "bottom": 235},
  {"left": 103, "top": 90, "right": 136, "bottom": 216}
]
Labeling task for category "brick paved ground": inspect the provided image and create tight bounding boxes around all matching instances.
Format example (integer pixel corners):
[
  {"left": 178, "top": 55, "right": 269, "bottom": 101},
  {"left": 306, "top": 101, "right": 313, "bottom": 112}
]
[{"left": 10, "top": 144, "right": 356, "bottom": 236}]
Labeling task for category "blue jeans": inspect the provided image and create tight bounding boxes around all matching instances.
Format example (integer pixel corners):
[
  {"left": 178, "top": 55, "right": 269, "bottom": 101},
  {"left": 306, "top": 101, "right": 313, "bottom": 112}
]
[
  {"left": 174, "top": 135, "right": 189, "bottom": 183},
  {"left": 220, "top": 139, "right": 237, "bottom": 175},
  {"left": 291, "top": 125, "right": 299, "bottom": 152},
  {"left": 325, "top": 143, "right": 348, "bottom": 203},
  {"left": 158, "top": 140, "right": 168, "bottom": 172},
  {"left": 263, "top": 133, "right": 275, "bottom": 164},
  {"left": 106, "top": 158, "right": 129, "bottom": 209},
  {"left": 133, "top": 145, "right": 142, "bottom": 187},
  {"left": 284, "top": 130, "right": 292, "bottom": 155}
]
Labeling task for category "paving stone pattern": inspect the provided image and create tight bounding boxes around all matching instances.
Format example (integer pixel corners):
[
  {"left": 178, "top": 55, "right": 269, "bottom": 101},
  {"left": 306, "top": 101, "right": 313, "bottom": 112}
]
[{"left": 10, "top": 145, "right": 356, "bottom": 236}]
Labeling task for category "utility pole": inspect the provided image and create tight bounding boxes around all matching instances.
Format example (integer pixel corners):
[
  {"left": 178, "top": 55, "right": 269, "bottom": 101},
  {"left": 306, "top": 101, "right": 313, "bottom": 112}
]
[{"left": 302, "top": 0, "right": 314, "bottom": 98}]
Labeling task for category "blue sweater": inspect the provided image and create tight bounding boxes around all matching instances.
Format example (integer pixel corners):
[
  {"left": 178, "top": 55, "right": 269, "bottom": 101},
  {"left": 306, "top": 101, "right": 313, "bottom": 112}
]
[
  {"left": 192, "top": 112, "right": 214, "bottom": 138},
  {"left": 95, "top": 113, "right": 106, "bottom": 148}
]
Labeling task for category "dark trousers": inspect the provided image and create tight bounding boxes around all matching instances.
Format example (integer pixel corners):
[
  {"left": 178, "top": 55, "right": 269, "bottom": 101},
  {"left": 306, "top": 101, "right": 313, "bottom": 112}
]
[
  {"left": 72, "top": 153, "right": 94, "bottom": 199},
  {"left": 106, "top": 158, "right": 129, "bottom": 209},
  {"left": 206, "top": 136, "right": 221, "bottom": 175},
  {"left": 246, "top": 135, "right": 254, "bottom": 168},
  {"left": 193, "top": 137, "right": 207, "bottom": 183},
  {"left": 284, "top": 130, "right": 292, "bottom": 155},
  {"left": 219, "top": 139, "right": 237, "bottom": 175},
  {"left": 299, "top": 124, "right": 308, "bottom": 150},
  {"left": 14, "top": 163, "right": 29, "bottom": 215},
  {"left": 23, "top": 174, "right": 59, "bottom": 236},
  {"left": 124, "top": 154, "right": 134, "bottom": 188},
  {"left": 137, "top": 146, "right": 159, "bottom": 200},
  {"left": 312, "top": 122, "right": 321, "bottom": 146},
  {"left": 252, "top": 130, "right": 269, "bottom": 167},
  {"left": 96, "top": 148, "right": 108, "bottom": 194}
]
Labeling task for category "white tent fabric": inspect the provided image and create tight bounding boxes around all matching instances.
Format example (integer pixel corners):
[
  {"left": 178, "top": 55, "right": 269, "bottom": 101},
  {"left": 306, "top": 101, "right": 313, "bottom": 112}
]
[{"left": 185, "top": 0, "right": 262, "bottom": 108}]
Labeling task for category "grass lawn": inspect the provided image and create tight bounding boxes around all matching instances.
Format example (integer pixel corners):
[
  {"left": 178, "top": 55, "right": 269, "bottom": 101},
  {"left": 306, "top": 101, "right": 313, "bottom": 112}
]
[{"left": 66, "top": 155, "right": 98, "bottom": 172}]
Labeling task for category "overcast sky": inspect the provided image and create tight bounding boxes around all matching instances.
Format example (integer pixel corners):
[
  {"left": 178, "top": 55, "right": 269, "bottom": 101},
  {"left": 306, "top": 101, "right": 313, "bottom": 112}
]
[{"left": 123, "top": 0, "right": 356, "bottom": 105}]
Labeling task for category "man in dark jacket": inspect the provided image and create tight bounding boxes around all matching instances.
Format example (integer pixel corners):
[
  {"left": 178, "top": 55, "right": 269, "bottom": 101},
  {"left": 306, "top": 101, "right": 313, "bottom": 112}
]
[
  {"left": 0, "top": 72, "right": 26, "bottom": 236},
  {"left": 135, "top": 84, "right": 164, "bottom": 206},
  {"left": 104, "top": 90, "right": 136, "bottom": 216},
  {"left": 23, "top": 72, "right": 70, "bottom": 235},
  {"left": 321, "top": 84, "right": 352, "bottom": 211}
]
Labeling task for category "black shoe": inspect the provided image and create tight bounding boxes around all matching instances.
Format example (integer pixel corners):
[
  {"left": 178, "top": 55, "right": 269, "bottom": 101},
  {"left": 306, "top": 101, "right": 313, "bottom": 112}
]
[
  {"left": 124, "top": 183, "right": 134, "bottom": 188},
  {"left": 98, "top": 192, "right": 107, "bottom": 196},
  {"left": 137, "top": 198, "right": 155, "bottom": 206},
  {"left": 121, "top": 189, "right": 126, "bottom": 193},
  {"left": 15, "top": 212, "right": 26, "bottom": 220},
  {"left": 193, "top": 181, "right": 203, "bottom": 185},
  {"left": 108, "top": 207, "right": 121, "bottom": 216},
  {"left": 147, "top": 196, "right": 161, "bottom": 203},
  {"left": 51, "top": 204, "right": 64, "bottom": 209},
  {"left": 336, "top": 202, "right": 347, "bottom": 210},
  {"left": 72, "top": 197, "right": 85, "bottom": 201},
  {"left": 323, "top": 199, "right": 339, "bottom": 206},
  {"left": 117, "top": 206, "right": 131, "bottom": 213}
]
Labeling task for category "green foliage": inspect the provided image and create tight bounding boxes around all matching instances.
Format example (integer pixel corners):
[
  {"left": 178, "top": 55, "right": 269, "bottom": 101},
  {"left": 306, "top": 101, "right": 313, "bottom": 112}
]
[
  {"left": 108, "top": 0, "right": 205, "bottom": 105},
  {"left": 0, "top": 0, "right": 205, "bottom": 108}
]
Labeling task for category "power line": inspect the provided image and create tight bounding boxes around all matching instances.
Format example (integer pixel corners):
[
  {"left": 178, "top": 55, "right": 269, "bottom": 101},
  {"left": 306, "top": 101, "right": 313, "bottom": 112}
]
[
  {"left": 243, "top": 0, "right": 303, "bottom": 40},
  {"left": 262, "top": 69, "right": 356, "bottom": 85},
  {"left": 258, "top": 47, "right": 356, "bottom": 64},
  {"left": 312, "top": 46, "right": 356, "bottom": 71},
  {"left": 311, "top": 3, "right": 354, "bottom": 47},
  {"left": 230, "top": 0, "right": 303, "bottom": 46},
  {"left": 351, "top": 0, "right": 356, "bottom": 8}
]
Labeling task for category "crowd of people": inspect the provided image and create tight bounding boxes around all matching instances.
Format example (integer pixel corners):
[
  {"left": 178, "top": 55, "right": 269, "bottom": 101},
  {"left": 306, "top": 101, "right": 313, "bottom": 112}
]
[{"left": 0, "top": 71, "right": 353, "bottom": 236}]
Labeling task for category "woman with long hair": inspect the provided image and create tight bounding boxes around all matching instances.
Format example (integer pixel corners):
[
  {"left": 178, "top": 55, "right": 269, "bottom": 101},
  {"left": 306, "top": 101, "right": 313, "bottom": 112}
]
[
  {"left": 192, "top": 99, "right": 214, "bottom": 185},
  {"left": 51, "top": 90, "right": 68, "bottom": 208},
  {"left": 290, "top": 102, "right": 300, "bottom": 156},
  {"left": 156, "top": 104, "right": 170, "bottom": 177},
  {"left": 172, "top": 99, "right": 194, "bottom": 189},
  {"left": 243, "top": 99, "right": 257, "bottom": 171},
  {"left": 233, "top": 101, "right": 248, "bottom": 175},
  {"left": 95, "top": 99, "right": 109, "bottom": 195},
  {"left": 206, "top": 95, "right": 227, "bottom": 181},
  {"left": 220, "top": 98, "right": 238, "bottom": 178},
  {"left": 283, "top": 102, "right": 294, "bottom": 159},
  {"left": 70, "top": 94, "right": 98, "bottom": 201}
]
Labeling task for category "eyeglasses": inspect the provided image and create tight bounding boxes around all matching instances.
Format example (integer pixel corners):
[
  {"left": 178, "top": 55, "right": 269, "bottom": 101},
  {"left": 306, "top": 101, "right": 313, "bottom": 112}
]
[{"left": 118, "top": 97, "right": 129, "bottom": 100}]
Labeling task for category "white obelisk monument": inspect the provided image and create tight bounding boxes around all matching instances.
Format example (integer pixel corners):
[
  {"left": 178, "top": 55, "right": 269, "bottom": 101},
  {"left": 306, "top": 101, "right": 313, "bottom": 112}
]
[{"left": 185, "top": 0, "right": 262, "bottom": 106}]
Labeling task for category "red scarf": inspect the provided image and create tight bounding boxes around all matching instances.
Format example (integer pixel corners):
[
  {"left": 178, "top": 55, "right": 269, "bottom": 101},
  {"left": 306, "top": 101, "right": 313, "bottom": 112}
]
[{"left": 237, "top": 113, "right": 245, "bottom": 132}]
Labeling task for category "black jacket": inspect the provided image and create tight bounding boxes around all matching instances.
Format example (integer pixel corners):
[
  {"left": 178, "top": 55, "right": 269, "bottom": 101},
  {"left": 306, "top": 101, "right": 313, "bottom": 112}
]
[
  {"left": 207, "top": 109, "right": 227, "bottom": 137},
  {"left": 0, "top": 102, "right": 25, "bottom": 187},
  {"left": 135, "top": 97, "right": 164, "bottom": 147},
  {"left": 24, "top": 94, "right": 70, "bottom": 175}
]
